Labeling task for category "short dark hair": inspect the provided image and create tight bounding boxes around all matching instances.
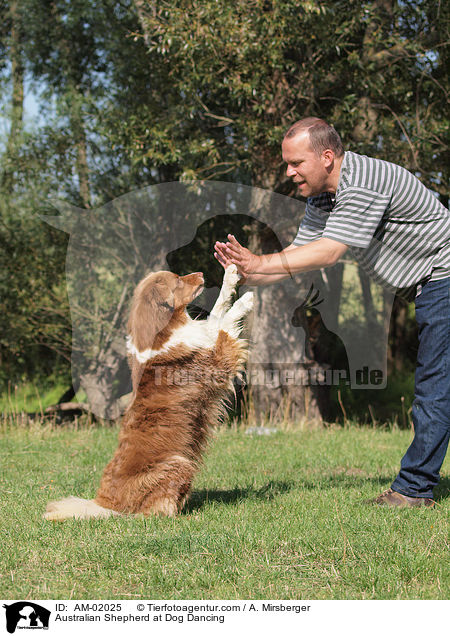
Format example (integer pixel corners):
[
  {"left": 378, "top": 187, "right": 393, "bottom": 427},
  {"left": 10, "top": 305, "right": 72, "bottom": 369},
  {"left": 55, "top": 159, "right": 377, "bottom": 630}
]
[{"left": 284, "top": 117, "right": 344, "bottom": 157}]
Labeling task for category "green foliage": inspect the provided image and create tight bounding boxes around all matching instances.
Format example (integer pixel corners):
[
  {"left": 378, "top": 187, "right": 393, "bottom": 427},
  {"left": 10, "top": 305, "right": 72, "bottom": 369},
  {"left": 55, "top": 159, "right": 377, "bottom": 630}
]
[
  {"left": 0, "top": 197, "right": 71, "bottom": 388},
  {"left": 0, "top": 372, "right": 72, "bottom": 413},
  {"left": 0, "top": 0, "right": 148, "bottom": 383},
  {"left": 0, "top": 0, "right": 448, "bottom": 396},
  {"left": 332, "top": 370, "right": 416, "bottom": 427},
  {"left": 133, "top": 0, "right": 449, "bottom": 192}
]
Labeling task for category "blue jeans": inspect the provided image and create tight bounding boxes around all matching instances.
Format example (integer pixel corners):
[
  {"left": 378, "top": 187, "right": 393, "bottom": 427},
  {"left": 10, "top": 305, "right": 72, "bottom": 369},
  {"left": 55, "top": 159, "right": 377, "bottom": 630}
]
[{"left": 391, "top": 277, "right": 450, "bottom": 498}]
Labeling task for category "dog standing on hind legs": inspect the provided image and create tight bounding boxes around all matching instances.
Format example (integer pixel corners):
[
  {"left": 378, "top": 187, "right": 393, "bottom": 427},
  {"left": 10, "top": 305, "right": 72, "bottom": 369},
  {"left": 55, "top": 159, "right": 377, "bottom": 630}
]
[{"left": 44, "top": 265, "right": 253, "bottom": 521}]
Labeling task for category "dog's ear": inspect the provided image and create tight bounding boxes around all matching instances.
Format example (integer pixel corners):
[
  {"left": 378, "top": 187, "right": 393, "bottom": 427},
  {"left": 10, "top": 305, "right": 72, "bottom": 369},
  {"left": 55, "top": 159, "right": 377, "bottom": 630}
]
[{"left": 128, "top": 278, "right": 175, "bottom": 352}]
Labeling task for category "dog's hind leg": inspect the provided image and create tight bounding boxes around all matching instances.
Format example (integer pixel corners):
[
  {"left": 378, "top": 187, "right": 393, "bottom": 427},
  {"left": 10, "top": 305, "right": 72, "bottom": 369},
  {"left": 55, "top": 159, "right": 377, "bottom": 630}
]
[{"left": 132, "top": 455, "right": 196, "bottom": 517}]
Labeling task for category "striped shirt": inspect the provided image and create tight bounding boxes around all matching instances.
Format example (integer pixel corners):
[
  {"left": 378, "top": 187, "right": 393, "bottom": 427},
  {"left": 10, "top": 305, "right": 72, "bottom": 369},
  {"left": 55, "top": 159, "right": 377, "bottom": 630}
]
[{"left": 293, "top": 151, "right": 450, "bottom": 298}]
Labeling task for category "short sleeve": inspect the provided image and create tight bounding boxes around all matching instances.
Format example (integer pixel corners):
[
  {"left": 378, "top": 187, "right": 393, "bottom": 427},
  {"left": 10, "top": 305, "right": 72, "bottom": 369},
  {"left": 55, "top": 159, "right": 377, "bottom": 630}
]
[
  {"left": 322, "top": 187, "right": 390, "bottom": 248},
  {"left": 293, "top": 198, "right": 330, "bottom": 246}
]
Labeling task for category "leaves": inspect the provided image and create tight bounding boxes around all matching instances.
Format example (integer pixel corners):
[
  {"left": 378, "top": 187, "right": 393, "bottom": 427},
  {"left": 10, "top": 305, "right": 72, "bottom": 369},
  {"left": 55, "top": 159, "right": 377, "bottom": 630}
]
[{"left": 0, "top": 0, "right": 448, "bottom": 385}]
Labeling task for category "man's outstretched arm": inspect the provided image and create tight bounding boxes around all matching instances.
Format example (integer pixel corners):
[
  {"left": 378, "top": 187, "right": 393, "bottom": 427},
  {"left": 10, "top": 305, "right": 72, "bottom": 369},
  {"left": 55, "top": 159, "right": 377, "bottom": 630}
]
[
  {"left": 218, "top": 234, "right": 348, "bottom": 280},
  {"left": 214, "top": 241, "right": 300, "bottom": 286}
]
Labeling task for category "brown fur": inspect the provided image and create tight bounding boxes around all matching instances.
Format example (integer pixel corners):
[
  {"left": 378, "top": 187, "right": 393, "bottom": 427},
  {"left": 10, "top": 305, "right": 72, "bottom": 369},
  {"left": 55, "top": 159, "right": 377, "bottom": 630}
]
[{"left": 44, "top": 270, "right": 248, "bottom": 520}]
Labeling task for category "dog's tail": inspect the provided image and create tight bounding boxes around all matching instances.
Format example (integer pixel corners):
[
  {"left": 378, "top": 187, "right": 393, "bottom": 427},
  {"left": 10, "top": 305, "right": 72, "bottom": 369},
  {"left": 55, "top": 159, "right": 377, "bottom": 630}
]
[{"left": 43, "top": 496, "right": 119, "bottom": 521}]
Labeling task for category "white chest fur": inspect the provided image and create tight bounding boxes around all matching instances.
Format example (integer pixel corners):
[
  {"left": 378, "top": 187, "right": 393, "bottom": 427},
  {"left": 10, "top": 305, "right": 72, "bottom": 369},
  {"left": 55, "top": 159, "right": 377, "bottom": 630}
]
[{"left": 126, "top": 318, "right": 218, "bottom": 364}]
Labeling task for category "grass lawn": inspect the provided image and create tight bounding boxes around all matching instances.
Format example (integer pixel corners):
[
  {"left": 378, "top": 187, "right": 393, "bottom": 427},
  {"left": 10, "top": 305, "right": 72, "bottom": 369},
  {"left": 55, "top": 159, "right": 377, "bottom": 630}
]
[
  {"left": 0, "top": 421, "right": 448, "bottom": 600},
  {"left": 0, "top": 377, "right": 76, "bottom": 415}
]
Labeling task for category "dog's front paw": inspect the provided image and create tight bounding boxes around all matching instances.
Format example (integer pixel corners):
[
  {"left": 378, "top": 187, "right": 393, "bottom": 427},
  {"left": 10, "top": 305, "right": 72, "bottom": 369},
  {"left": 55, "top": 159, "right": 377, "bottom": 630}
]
[
  {"left": 239, "top": 291, "right": 254, "bottom": 312},
  {"left": 224, "top": 264, "right": 240, "bottom": 288}
]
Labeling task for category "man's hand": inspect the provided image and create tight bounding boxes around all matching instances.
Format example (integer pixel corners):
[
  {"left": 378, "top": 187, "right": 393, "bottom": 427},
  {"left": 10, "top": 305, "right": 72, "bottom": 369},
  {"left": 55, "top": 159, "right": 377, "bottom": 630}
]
[
  {"left": 214, "top": 239, "right": 248, "bottom": 284},
  {"left": 218, "top": 234, "right": 261, "bottom": 276},
  {"left": 214, "top": 240, "right": 234, "bottom": 269}
]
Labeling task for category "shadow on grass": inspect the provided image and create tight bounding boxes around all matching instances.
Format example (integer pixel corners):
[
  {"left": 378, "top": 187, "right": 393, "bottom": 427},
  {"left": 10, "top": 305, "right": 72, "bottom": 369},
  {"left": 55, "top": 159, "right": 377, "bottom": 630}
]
[
  {"left": 184, "top": 481, "right": 294, "bottom": 513},
  {"left": 289, "top": 473, "right": 449, "bottom": 502},
  {"left": 185, "top": 474, "right": 449, "bottom": 512},
  {"left": 184, "top": 474, "right": 395, "bottom": 513},
  {"left": 435, "top": 477, "right": 450, "bottom": 502}
]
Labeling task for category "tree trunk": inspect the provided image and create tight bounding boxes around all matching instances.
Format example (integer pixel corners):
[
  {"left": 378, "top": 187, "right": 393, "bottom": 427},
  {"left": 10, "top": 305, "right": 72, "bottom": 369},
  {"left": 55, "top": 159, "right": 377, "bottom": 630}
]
[
  {"left": 49, "top": 1, "right": 91, "bottom": 208},
  {"left": 245, "top": 179, "right": 328, "bottom": 423},
  {"left": 387, "top": 295, "right": 417, "bottom": 374},
  {"left": 69, "top": 94, "right": 91, "bottom": 208},
  {"left": 1, "top": 0, "right": 24, "bottom": 193},
  {"left": 79, "top": 370, "right": 122, "bottom": 420},
  {"left": 351, "top": 0, "right": 402, "bottom": 145},
  {"left": 358, "top": 265, "right": 382, "bottom": 336}
]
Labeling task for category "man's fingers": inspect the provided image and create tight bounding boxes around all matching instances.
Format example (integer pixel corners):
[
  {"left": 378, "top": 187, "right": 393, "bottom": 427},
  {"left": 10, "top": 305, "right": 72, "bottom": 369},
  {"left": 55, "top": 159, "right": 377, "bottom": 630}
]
[
  {"left": 224, "top": 243, "right": 241, "bottom": 257},
  {"left": 215, "top": 243, "right": 228, "bottom": 257},
  {"left": 214, "top": 252, "right": 226, "bottom": 266},
  {"left": 215, "top": 236, "right": 249, "bottom": 271},
  {"left": 215, "top": 241, "right": 231, "bottom": 253},
  {"left": 215, "top": 247, "right": 232, "bottom": 268},
  {"left": 216, "top": 236, "right": 243, "bottom": 258},
  {"left": 227, "top": 234, "right": 242, "bottom": 247},
  {"left": 214, "top": 243, "right": 225, "bottom": 255}
]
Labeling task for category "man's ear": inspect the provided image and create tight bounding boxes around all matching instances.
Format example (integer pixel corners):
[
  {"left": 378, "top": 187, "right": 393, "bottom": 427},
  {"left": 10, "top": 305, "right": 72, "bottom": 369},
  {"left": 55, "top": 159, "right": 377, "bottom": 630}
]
[{"left": 322, "top": 149, "right": 334, "bottom": 168}]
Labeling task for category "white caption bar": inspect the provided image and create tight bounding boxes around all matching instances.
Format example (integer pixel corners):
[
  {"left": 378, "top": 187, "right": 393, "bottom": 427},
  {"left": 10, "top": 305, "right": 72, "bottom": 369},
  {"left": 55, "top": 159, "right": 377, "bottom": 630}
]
[{"left": 1, "top": 599, "right": 445, "bottom": 635}]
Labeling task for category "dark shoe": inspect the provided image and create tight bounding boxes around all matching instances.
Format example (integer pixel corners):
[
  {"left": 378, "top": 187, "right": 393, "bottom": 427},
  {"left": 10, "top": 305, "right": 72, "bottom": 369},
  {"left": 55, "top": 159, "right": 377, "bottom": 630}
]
[{"left": 369, "top": 488, "right": 435, "bottom": 508}]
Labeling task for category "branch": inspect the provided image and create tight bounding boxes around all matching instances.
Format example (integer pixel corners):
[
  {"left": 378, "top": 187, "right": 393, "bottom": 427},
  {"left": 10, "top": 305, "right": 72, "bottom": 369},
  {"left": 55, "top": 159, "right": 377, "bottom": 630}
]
[
  {"left": 45, "top": 401, "right": 91, "bottom": 413},
  {"left": 372, "top": 103, "right": 420, "bottom": 169}
]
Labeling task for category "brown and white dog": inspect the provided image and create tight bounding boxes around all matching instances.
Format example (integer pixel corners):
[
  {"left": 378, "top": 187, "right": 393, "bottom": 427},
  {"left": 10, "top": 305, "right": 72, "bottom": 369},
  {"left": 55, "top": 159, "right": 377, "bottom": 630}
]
[{"left": 44, "top": 265, "right": 253, "bottom": 520}]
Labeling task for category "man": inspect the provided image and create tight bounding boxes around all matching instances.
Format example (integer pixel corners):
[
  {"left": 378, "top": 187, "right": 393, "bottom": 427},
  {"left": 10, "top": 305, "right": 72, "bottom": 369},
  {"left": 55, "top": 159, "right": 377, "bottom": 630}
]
[{"left": 214, "top": 117, "right": 450, "bottom": 508}]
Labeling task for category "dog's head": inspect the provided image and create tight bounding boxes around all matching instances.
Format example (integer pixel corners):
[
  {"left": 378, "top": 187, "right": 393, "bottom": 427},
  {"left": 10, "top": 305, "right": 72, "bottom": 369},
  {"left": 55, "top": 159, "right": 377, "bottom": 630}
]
[{"left": 128, "top": 271, "right": 204, "bottom": 352}]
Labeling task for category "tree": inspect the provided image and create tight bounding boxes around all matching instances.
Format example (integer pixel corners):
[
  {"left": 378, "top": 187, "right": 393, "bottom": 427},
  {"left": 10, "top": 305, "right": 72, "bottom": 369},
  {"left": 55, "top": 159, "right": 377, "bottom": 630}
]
[
  {"left": 0, "top": 1, "right": 72, "bottom": 387},
  {"left": 1, "top": 0, "right": 447, "bottom": 419},
  {"left": 0, "top": 0, "right": 24, "bottom": 193},
  {"left": 129, "top": 0, "right": 448, "bottom": 419},
  {"left": 0, "top": 0, "right": 154, "bottom": 393}
]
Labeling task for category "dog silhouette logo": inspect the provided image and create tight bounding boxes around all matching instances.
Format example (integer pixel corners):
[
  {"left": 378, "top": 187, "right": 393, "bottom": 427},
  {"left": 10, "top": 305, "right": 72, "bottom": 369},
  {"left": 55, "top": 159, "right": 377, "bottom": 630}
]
[{"left": 3, "top": 602, "right": 51, "bottom": 633}]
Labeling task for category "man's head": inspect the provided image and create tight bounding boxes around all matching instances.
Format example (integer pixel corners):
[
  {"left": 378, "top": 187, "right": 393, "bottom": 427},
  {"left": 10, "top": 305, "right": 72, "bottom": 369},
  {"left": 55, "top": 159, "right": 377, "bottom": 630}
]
[{"left": 282, "top": 117, "right": 344, "bottom": 196}]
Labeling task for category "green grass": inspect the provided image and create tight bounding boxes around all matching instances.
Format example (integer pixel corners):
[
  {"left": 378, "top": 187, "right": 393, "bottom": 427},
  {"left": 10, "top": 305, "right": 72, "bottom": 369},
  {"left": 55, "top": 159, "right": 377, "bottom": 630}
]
[
  {"left": 0, "top": 378, "right": 71, "bottom": 414},
  {"left": 0, "top": 421, "right": 448, "bottom": 600}
]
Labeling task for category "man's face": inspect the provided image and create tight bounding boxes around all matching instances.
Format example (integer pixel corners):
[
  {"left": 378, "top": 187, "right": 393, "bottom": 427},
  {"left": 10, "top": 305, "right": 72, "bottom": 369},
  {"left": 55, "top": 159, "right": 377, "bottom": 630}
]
[{"left": 282, "top": 132, "right": 332, "bottom": 197}]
